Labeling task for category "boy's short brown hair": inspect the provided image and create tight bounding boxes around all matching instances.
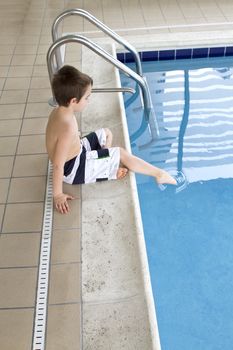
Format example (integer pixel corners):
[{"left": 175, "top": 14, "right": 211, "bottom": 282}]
[{"left": 52, "top": 65, "right": 93, "bottom": 107}]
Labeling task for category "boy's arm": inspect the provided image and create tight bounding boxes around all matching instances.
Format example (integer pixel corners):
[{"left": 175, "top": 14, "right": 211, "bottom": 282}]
[{"left": 52, "top": 126, "right": 75, "bottom": 214}]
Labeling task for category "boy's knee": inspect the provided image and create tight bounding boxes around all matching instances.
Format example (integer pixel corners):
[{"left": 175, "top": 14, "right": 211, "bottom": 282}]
[
  {"left": 104, "top": 128, "right": 112, "bottom": 140},
  {"left": 104, "top": 128, "right": 112, "bottom": 136}
]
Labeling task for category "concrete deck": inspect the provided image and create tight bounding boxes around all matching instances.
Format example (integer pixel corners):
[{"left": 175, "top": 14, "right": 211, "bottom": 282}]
[{"left": 80, "top": 44, "right": 158, "bottom": 350}]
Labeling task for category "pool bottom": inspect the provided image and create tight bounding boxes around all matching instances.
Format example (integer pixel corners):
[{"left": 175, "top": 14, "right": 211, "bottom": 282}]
[{"left": 137, "top": 176, "right": 233, "bottom": 350}]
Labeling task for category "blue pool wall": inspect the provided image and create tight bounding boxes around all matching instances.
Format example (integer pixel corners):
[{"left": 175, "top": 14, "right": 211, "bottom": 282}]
[{"left": 117, "top": 46, "right": 233, "bottom": 62}]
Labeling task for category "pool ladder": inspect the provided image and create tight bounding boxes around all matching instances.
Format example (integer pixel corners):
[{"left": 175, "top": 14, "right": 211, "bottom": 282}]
[{"left": 47, "top": 8, "right": 159, "bottom": 139}]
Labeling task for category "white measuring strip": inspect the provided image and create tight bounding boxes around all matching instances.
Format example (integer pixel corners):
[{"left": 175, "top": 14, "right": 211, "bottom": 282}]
[{"left": 33, "top": 161, "right": 53, "bottom": 350}]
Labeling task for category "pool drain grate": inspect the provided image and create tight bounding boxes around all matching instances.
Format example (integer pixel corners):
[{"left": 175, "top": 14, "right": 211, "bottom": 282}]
[{"left": 32, "top": 161, "right": 53, "bottom": 350}]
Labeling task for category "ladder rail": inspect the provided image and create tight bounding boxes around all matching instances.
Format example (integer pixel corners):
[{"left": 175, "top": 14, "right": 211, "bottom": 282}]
[
  {"left": 47, "top": 34, "right": 151, "bottom": 110},
  {"left": 52, "top": 8, "right": 143, "bottom": 76},
  {"left": 48, "top": 87, "right": 135, "bottom": 107},
  {"left": 47, "top": 34, "right": 159, "bottom": 139},
  {"left": 92, "top": 87, "right": 135, "bottom": 94}
]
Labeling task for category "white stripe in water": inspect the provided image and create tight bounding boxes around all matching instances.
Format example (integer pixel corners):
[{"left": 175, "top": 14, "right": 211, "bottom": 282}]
[
  {"left": 163, "top": 112, "right": 233, "bottom": 120},
  {"left": 167, "top": 120, "right": 233, "bottom": 131},
  {"left": 174, "top": 154, "right": 233, "bottom": 161},
  {"left": 163, "top": 116, "right": 233, "bottom": 123},
  {"left": 189, "top": 69, "right": 214, "bottom": 75},
  {"left": 162, "top": 85, "right": 233, "bottom": 93},
  {"left": 189, "top": 120, "right": 233, "bottom": 127},
  {"left": 161, "top": 116, "right": 182, "bottom": 122},
  {"left": 166, "top": 145, "right": 233, "bottom": 153},
  {"left": 165, "top": 153, "right": 233, "bottom": 163},
  {"left": 189, "top": 68, "right": 232, "bottom": 76},
  {"left": 160, "top": 70, "right": 184, "bottom": 77},
  {"left": 160, "top": 114, "right": 233, "bottom": 124},
  {"left": 163, "top": 75, "right": 231, "bottom": 83},
  {"left": 163, "top": 96, "right": 233, "bottom": 106},
  {"left": 165, "top": 68, "right": 228, "bottom": 77},
  {"left": 163, "top": 107, "right": 233, "bottom": 113},
  {"left": 184, "top": 140, "right": 233, "bottom": 147},
  {"left": 184, "top": 130, "right": 233, "bottom": 139},
  {"left": 190, "top": 75, "right": 233, "bottom": 82},
  {"left": 32, "top": 161, "right": 53, "bottom": 350},
  {"left": 165, "top": 68, "right": 216, "bottom": 77}
]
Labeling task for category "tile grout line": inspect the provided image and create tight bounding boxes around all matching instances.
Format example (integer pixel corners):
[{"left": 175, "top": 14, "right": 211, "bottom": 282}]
[
  {"left": 215, "top": 0, "right": 228, "bottom": 20},
  {"left": 64, "top": 20, "right": 233, "bottom": 36}
]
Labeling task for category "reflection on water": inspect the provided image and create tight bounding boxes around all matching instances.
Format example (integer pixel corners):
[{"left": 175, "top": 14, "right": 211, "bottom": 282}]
[{"left": 122, "top": 60, "right": 233, "bottom": 186}]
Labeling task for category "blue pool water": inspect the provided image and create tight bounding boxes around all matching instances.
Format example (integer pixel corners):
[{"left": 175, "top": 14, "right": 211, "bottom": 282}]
[{"left": 121, "top": 57, "right": 233, "bottom": 350}]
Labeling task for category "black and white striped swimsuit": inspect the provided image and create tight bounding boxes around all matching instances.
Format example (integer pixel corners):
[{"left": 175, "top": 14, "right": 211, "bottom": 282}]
[{"left": 63, "top": 128, "right": 120, "bottom": 185}]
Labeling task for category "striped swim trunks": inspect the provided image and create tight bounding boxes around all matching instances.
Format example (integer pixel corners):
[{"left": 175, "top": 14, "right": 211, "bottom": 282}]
[{"left": 63, "top": 128, "right": 120, "bottom": 185}]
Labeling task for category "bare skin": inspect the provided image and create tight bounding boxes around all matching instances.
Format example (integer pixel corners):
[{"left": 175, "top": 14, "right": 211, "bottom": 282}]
[
  {"left": 119, "top": 147, "right": 176, "bottom": 185},
  {"left": 105, "top": 129, "right": 176, "bottom": 185},
  {"left": 46, "top": 87, "right": 92, "bottom": 214},
  {"left": 117, "top": 167, "right": 128, "bottom": 179},
  {"left": 103, "top": 128, "right": 128, "bottom": 180},
  {"left": 46, "top": 84, "right": 176, "bottom": 214}
]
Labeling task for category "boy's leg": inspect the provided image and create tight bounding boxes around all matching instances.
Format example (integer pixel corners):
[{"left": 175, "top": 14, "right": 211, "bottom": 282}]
[
  {"left": 86, "top": 128, "right": 112, "bottom": 149},
  {"left": 119, "top": 147, "right": 176, "bottom": 185},
  {"left": 103, "top": 128, "right": 113, "bottom": 148},
  {"left": 101, "top": 130, "right": 128, "bottom": 179}
]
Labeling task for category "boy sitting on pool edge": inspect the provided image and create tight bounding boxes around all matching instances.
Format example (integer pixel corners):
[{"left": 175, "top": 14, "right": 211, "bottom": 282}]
[{"left": 46, "top": 65, "right": 177, "bottom": 214}]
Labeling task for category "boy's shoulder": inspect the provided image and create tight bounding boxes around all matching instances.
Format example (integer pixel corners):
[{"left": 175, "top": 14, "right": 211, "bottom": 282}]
[
  {"left": 50, "top": 107, "right": 73, "bottom": 123},
  {"left": 51, "top": 106, "right": 66, "bottom": 118},
  {"left": 49, "top": 107, "right": 78, "bottom": 133}
]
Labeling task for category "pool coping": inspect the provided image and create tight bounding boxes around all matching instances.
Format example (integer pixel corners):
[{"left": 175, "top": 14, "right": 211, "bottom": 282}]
[
  {"left": 81, "top": 43, "right": 159, "bottom": 350},
  {"left": 114, "top": 49, "right": 161, "bottom": 350}
]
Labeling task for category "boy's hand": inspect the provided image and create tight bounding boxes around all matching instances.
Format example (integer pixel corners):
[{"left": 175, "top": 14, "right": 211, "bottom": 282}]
[{"left": 53, "top": 193, "right": 75, "bottom": 214}]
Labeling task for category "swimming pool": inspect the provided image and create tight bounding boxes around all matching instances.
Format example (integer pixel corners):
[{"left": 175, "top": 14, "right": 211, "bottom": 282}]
[{"left": 120, "top": 53, "right": 233, "bottom": 350}]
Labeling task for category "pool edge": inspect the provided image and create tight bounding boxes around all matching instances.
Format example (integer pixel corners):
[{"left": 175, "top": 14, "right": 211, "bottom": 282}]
[{"left": 114, "top": 46, "right": 161, "bottom": 350}]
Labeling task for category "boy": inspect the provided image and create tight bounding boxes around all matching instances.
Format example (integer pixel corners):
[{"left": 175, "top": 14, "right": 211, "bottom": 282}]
[{"left": 46, "top": 65, "right": 176, "bottom": 214}]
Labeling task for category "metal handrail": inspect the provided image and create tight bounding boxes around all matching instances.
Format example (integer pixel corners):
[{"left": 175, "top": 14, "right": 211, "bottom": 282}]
[
  {"left": 47, "top": 34, "right": 152, "bottom": 111},
  {"left": 48, "top": 87, "right": 135, "bottom": 106},
  {"left": 92, "top": 87, "right": 135, "bottom": 94},
  {"left": 51, "top": 8, "right": 143, "bottom": 76}
]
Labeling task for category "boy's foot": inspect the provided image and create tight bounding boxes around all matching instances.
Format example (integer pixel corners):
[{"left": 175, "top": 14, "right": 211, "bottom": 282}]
[
  {"left": 117, "top": 167, "right": 128, "bottom": 179},
  {"left": 156, "top": 169, "right": 177, "bottom": 185}
]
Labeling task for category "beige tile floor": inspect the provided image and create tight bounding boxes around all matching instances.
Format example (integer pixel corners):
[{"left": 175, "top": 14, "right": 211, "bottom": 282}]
[{"left": 0, "top": 0, "right": 232, "bottom": 349}]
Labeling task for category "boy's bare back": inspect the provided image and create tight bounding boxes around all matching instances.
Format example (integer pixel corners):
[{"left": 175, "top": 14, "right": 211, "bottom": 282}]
[{"left": 46, "top": 107, "right": 81, "bottom": 164}]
